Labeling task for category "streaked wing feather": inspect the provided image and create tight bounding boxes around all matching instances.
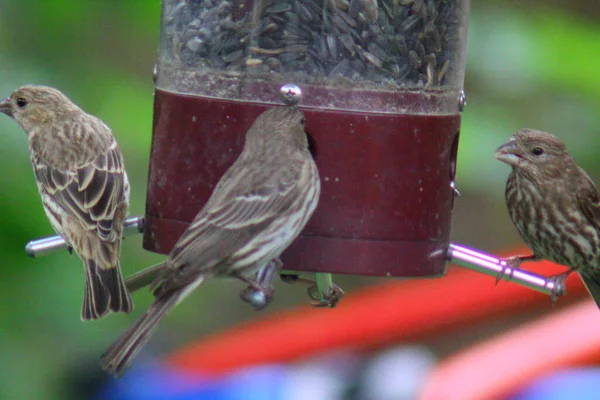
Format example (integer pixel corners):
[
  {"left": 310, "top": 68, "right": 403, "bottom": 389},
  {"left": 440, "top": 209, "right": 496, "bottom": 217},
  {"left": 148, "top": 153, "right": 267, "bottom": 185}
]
[
  {"left": 580, "top": 271, "right": 600, "bottom": 310},
  {"left": 50, "top": 168, "right": 70, "bottom": 189},
  {"left": 78, "top": 164, "right": 96, "bottom": 190},
  {"left": 83, "top": 166, "right": 108, "bottom": 209},
  {"left": 33, "top": 141, "right": 126, "bottom": 242},
  {"left": 158, "top": 165, "right": 303, "bottom": 292},
  {"left": 576, "top": 168, "right": 600, "bottom": 230},
  {"left": 172, "top": 183, "right": 296, "bottom": 265},
  {"left": 206, "top": 186, "right": 281, "bottom": 228}
]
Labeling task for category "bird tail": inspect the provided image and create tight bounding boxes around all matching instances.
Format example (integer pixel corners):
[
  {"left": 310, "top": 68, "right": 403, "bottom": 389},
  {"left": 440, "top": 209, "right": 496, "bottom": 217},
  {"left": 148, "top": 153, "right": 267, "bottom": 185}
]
[
  {"left": 581, "top": 271, "right": 600, "bottom": 309},
  {"left": 124, "top": 261, "right": 167, "bottom": 293},
  {"left": 82, "top": 258, "right": 133, "bottom": 321},
  {"left": 99, "top": 279, "right": 200, "bottom": 377}
]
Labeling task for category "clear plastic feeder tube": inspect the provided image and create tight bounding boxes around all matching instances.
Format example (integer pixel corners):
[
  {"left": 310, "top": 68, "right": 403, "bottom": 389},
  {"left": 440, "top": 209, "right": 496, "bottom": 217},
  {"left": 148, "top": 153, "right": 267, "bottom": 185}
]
[{"left": 157, "top": 0, "right": 469, "bottom": 114}]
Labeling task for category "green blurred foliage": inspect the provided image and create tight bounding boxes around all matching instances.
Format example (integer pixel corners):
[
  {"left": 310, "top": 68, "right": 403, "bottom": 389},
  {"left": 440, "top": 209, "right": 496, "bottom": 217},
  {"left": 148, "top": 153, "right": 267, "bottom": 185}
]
[
  {"left": 0, "top": 1, "right": 598, "bottom": 399},
  {"left": 0, "top": 2, "right": 163, "bottom": 400}
]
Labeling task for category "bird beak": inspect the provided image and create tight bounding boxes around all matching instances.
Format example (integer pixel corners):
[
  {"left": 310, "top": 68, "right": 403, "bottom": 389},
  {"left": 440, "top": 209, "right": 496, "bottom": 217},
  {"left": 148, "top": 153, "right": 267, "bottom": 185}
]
[
  {"left": 494, "top": 139, "right": 522, "bottom": 167},
  {"left": 0, "top": 97, "right": 13, "bottom": 117}
]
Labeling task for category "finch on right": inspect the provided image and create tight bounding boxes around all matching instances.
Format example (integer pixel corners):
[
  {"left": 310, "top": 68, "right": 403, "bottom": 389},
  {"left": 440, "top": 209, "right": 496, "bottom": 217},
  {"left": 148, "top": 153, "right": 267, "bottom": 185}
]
[{"left": 495, "top": 128, "right": 600, "bottom": 307}]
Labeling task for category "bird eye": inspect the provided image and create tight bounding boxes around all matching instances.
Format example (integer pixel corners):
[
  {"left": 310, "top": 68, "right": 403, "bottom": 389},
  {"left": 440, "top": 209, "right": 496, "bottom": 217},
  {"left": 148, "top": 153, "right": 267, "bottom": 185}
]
[
  {"left": 300, "top": 118, "right": 306, "bottom": 125},
  {"left": 16, "top": 97, "right": 28, "bottom": 108},
  {"left": 531, "top": 147, "right": 544, "bottom": 156}
]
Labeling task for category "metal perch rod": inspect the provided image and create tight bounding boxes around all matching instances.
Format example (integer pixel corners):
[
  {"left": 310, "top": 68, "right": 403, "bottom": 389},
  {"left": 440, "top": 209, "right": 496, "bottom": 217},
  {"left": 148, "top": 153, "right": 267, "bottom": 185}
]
[
  {"left": 23, "top": 223, "right": 564, "bottom": 299},
  {"left": 448, "top": 243, "right": 565, "bottom": 298},
  {"left": 24, "top": 216, "right": 145, "bottom": 258},
  {"left": 24, "top": 214, "right": 340, "bottom": 306}
]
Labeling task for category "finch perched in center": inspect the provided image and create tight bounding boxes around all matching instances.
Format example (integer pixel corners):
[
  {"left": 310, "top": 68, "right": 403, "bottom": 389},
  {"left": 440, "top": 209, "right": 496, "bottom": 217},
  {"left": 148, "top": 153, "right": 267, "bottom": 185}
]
[
  {"left": 100, "top": 105, "right": 321, "bottom": 376},
  {"left": 495, "top": 128, "right": 600, "bottom": 307},
  {"left": 0, "top": 85, "right": 133, "bottom": 320}
]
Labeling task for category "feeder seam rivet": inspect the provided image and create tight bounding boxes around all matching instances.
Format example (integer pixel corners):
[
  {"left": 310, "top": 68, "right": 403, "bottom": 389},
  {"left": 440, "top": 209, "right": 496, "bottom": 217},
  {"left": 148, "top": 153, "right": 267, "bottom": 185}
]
[{"left": 458, "top": 90, "right": 467, "bottom": 112}]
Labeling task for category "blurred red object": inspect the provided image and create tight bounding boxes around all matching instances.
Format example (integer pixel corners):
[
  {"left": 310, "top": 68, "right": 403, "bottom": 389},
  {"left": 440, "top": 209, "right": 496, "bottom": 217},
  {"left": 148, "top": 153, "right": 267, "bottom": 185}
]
[
  {"left": 167, "top": 247, "right": 587, "bottom": 377},
  {"left": 419, "top": 299, "right": 600, "bottom": 400}
]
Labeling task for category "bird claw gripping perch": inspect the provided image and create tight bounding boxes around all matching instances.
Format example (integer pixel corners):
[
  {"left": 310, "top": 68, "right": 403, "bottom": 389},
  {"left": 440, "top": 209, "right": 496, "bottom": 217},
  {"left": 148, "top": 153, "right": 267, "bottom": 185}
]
[
  {"left": 24, "top": 216, "right": 145, "bottom": 258},
  {"left": 448, "top": 244, "right": 567, "bottom": 299},
  {"left": 548, "top": 274, "right": 568, "bottom": 303},
  {"left": 309, "top": 273, "right": 344, "bottom": 308},
  {"left": 495, "top": 257, "right": 519, "bottom": 285},
  {"left": 239, "top": 259, "right": 283, "bottom": 310},
  {"left": 239, "top": 284, "right": 274, "bottom": 311},
  {"left": 495, "top": 254, "right": 541, "bottom": 286},
  {"left": 281, "top": 272, "right": 344, "bottom": 307}
]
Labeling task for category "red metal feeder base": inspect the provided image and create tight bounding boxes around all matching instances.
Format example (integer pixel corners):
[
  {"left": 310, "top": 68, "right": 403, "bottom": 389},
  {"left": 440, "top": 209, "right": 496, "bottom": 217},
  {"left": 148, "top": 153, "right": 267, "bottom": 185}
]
[{"left": 143, "top": 89, "right": 460, "bottom": 277}]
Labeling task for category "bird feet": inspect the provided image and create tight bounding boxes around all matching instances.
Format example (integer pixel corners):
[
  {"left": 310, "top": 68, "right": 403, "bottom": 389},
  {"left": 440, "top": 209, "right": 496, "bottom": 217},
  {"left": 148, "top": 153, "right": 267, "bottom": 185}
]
[
  {"left": 238, "top": 258, "right": 282, "bottom": 310},
  {"left": 496, "top": 256, "right": 521, "bottom": 285},
  {"left": 239, "top": 284, "right": 274, "bottom": 311},
  {"left": 547, "top": 268, "right": 575, "bottom": 303},
  {"left": 307, "top": 283, "right": 344, "bottom": 308},
  {"left": 496, "top": 254, "right": 539, "bottom": 286},
  {"left": 281, "top": 273, "right": 344, "bottom": 308}
]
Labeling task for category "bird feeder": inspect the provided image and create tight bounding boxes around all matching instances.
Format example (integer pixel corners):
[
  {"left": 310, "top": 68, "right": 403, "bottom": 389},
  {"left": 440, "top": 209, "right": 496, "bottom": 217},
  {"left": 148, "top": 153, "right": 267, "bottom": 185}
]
[
  {"left": 144, "top": 0, "right": 470, "bottom": 279},
  {"left": 22, "top": 0, "right": 568, "bottom": 303}
]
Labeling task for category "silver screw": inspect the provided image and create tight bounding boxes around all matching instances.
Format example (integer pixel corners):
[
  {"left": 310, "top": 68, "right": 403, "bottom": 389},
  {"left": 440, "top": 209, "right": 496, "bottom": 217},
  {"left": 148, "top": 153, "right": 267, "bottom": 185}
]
[{"left": 279, "top": 83, "right": 303, "bottom": 106}]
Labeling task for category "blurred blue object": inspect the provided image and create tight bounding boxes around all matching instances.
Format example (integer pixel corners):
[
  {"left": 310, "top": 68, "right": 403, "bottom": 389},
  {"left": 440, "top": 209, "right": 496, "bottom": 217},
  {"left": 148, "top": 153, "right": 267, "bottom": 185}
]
[
  {"left": 357, "top": 345, "right": 437, "bottom": 400},
  {"left": 510, "top": 368, "right": 600, "bottom": 400},
  {"left": 97, "top": 364, "right": 286, "bottom": 400},
  {"left": 96, "top": 347, "right": 436, "bottom": 400}
]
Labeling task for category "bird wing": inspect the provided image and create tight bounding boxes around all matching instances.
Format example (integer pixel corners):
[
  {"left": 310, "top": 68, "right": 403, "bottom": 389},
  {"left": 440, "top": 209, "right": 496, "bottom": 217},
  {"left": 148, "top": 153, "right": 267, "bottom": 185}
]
[
  {"left": 580, "top": 272, "right": 600, "bottom": 310},
  {"left": 33, "top": 137, "right": 126, "bottom": 243},
  {"left": 575, "top": 168, "right": 600, "bottom": 310},
  {"left": 156, "top": 160, "right": 309, "bottom": 293},
  {"left": 575, "top": 167, "right": 600, "bottom": 231}
]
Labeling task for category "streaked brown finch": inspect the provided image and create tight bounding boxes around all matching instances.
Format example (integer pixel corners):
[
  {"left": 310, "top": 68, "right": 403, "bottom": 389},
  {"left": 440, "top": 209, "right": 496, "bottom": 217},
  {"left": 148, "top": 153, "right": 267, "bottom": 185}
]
[
  {"left": 100, "top": 106, "right": 321, "bottom": 376},
  {"left": 0, "top": 85, "right": 133, "bottom": 320},
  {"left": 495, "top": 129, "right": 600, "bottom": 306}
]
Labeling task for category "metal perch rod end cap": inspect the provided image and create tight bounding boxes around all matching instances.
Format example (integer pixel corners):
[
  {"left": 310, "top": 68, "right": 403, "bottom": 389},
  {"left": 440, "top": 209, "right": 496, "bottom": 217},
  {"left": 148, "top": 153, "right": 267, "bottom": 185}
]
[
  {"left": 25, "top": 243, "right": 35, "bottom": 258},
  {"left": 448, "top": 243, "right": 566, "bottom": 298}
]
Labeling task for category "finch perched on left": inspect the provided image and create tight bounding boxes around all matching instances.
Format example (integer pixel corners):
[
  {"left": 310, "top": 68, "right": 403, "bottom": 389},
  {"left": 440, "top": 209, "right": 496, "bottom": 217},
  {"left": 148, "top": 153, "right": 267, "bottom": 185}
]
[{"left": 0, "top": 85, "right": 133, "bottom": 320}]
